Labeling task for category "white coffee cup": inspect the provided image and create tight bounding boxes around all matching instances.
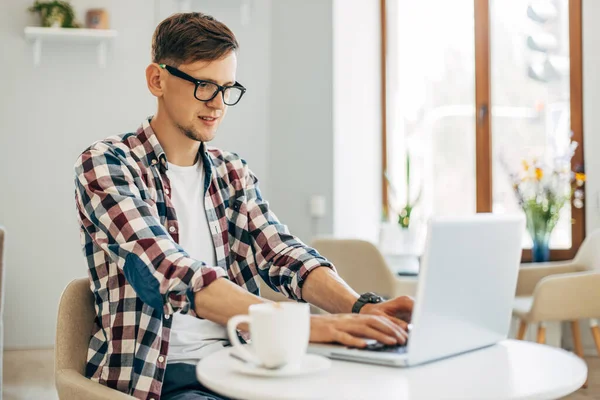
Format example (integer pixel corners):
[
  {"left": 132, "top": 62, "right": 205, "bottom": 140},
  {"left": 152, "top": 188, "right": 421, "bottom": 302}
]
[{"left": 227, "top": 302, "right": 310, "bottom": 369}]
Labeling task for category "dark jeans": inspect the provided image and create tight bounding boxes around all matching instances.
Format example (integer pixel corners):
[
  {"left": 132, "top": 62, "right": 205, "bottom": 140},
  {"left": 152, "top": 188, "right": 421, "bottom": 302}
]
[{"left": 162, "top": 362, "right": 230, "bottom": 400}]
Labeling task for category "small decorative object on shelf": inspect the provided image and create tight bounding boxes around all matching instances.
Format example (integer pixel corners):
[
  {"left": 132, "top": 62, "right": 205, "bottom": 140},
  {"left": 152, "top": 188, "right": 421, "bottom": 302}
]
[
  {"left": 28, "top": 1, "right": 79, "bottom": 28},
  {"left": 503, "top": 135, "right": 585, "bottom": 262},
  {"left": 86, "top": 9, "right": 109, "bottom": 29}
]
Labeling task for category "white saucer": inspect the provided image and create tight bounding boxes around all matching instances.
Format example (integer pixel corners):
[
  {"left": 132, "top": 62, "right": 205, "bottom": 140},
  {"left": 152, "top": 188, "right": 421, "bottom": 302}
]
[{"left": 230, "top": 352, "right": 332, "bottom": 378}]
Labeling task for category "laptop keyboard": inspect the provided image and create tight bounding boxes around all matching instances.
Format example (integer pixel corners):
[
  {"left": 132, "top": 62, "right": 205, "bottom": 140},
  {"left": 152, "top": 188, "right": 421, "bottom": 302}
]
[{"left": 359, "top": 341, "right": 408, "bottom": 354}]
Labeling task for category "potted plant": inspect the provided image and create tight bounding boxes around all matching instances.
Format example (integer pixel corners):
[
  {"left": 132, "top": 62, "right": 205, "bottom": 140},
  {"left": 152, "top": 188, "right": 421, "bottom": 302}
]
[
  {"left": 28, "top": 1, "right": 79, "bottom": 28},
  {"left": 504, "top": 138, "right": 585, "bottom": 262},
  {"left": 380, "top": 150, "right": 423, "bottom": 255}
]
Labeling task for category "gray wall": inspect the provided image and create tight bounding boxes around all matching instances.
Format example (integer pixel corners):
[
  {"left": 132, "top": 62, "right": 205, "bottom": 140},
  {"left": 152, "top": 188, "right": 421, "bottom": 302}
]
[
  {"left": 0, "top": 0, "right": 273, "bottom": 348},
  {"left": 268, "top": 0, "right": 335, "bottom": 242},
  {"left": 0, "top": 0, "right": 155, "bottom": 349}
]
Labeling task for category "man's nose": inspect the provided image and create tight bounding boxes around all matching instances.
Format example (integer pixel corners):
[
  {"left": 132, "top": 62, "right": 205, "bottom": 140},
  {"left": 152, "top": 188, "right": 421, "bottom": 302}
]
[{"left": 207, "top": 91, "right": 226, "bottom": 109}]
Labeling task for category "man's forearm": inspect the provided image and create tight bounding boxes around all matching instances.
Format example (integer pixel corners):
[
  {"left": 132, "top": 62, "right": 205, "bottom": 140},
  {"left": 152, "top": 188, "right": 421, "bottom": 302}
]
[
  {"left": 193, "top": 278, "right": 269, "bottom": 327},
  {"left": 302, "top": 267, "right": 359, "bottom": 314}
]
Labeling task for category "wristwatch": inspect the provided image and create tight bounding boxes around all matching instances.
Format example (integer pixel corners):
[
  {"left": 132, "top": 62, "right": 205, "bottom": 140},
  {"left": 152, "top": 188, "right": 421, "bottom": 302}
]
[{"left": 351, "top": 292, "right": 384, "bottom": 314}]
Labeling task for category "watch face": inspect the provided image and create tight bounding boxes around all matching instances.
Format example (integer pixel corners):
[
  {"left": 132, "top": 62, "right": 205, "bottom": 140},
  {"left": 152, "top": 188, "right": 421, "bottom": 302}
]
[{"left": 365, "top": 293, "right": 382, "bottom": 303}]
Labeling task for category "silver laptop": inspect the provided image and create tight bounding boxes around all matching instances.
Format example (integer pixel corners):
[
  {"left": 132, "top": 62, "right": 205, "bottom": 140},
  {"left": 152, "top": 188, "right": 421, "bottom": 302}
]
[{"left": 308, "top": 214, "right": 524, "bottom": 367}]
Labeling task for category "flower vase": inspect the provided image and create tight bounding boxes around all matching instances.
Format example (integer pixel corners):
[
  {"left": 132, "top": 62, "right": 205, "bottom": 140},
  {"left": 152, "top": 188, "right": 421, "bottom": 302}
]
[
  {"left": 530, "top": 230, "right": 551, "bottom": 263},
  {"left": 378, "top": 222, "right": 424, "bottom": 256}
]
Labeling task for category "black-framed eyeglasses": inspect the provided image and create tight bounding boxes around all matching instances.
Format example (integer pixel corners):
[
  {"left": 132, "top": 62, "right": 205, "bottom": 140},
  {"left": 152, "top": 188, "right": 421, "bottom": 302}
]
[{"left": 159, "top": 64, "right": 246, "bottom": 106}]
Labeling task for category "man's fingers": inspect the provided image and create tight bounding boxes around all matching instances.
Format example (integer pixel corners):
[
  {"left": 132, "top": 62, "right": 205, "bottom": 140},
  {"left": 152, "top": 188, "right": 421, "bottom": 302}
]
[
  {"left": 333, "top": 330, "right": 368, "bottom": 348},
  {"left": 397, "top": 311, "right": 412, "bottom": 323},
  {"left": 365, "top": 316, "right": 407, "bottom": 343},
  {"left": 345, "top": 325, "right": 398, "bottom": 345},
  {"left": 382, "top": 314, "right": 410, "bottom": 332},
  {"left": 310, "top": 313, "right": 410, "bottom": 348}
]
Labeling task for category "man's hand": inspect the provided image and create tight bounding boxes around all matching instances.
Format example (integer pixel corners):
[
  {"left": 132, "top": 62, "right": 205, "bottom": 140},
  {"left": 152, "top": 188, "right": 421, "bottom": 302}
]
[
  {"left": 359, "top": 296, "right": 414, "bottom": 331},
  {"left": 309, "top": 314, "right": 408, "bottom": 348}
]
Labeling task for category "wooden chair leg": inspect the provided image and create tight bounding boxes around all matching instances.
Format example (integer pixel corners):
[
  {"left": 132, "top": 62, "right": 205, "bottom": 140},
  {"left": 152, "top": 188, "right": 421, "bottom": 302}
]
[
  {"left": 571, "top": 320, "right": 588, "bottom": 389},
  {"left": 537, "top": 323, "right": 546, "bottom": 344},
  {"left": 517, "top": 320, "right": 528, "bottom": 340},
  {"left": 591, "top": 319, "right": 600, "bottom": 356}
]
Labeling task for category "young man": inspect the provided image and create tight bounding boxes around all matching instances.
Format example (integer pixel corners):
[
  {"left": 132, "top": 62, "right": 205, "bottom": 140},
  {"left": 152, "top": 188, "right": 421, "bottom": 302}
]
[{"left": 74, "top": 12, "right": 413, "bottom": 400}]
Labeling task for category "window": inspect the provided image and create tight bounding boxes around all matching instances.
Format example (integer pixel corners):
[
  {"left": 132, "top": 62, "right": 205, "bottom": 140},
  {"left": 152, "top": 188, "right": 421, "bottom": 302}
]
[{"left": 381, "top": 0, "right": 584, "bottom": 261}]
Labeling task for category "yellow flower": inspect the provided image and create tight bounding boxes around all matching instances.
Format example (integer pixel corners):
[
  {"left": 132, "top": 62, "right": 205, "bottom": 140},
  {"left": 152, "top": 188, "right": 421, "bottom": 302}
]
[
  {"left": 522, "top": 160, "right": 529, "bottom": 171},
  {"left": 535, "top": 168, "right": 543, "bottom": 180},
  {"left": 575, "top": 172, "right": 586, "bottom": 182}
]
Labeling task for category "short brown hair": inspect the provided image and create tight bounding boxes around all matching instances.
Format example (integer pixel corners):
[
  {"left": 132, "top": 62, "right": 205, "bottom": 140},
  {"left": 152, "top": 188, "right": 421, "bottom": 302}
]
[{"left": 152, "top": 12, "right": 239, "bottom": 65}]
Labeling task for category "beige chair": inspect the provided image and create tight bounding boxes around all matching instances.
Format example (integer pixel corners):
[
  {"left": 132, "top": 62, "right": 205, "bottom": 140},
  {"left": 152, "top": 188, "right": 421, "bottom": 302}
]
[
  {"left": 513, "top": 230, "right": 600, "bottom": 387},
  {"left": 55, "top": 278, "right": 134, "bottom": 399},
  {"left": 258, "top": 280, "right": 293, "bottom": 303},
  {"left": 311, "top": 238, "right": 413, "bottom": 299},
  {"left": 0, "top": 227, "right": 5, "bottom": 385}
]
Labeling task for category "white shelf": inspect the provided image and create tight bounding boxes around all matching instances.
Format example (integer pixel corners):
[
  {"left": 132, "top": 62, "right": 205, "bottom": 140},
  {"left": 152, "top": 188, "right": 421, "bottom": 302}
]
[{"left": 24, "top": 27, "right": 118, "bottom": 67}]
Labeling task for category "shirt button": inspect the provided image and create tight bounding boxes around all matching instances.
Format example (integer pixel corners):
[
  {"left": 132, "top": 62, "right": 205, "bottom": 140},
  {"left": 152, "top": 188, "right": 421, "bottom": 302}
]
[
  {"left": 158, "top": 356, "right": 165, "bottom": 363},
  {"left": 169, "top": 226, "right": 176, "bottom": 233},
  {"left": 165, "top": 188, "right": 170, "bottom": 195},
  {"left": 164, "top": 314, "right": 170, "bottom": 320}
]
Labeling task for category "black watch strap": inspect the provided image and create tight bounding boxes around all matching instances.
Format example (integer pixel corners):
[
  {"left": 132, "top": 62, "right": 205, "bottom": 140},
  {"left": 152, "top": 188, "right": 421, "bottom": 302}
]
[{"left": 352, "top": 292, "right": 384, "bottom": 313}]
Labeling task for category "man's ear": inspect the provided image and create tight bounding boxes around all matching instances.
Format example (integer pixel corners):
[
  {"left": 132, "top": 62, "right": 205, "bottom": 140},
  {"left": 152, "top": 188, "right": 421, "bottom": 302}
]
[{"left": 146, "top": 63, "right": 165, "bottom": 98}]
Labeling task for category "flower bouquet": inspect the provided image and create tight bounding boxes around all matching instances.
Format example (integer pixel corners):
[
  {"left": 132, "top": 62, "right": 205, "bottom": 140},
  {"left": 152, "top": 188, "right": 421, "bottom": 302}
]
[{"left": 504, "top": 139, "right": 585, "bottom": 262}]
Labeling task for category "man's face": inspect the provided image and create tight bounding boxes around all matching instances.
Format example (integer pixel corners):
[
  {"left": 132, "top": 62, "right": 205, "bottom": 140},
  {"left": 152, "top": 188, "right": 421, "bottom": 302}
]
[{"left": 160, "top": 51, "right": 238, "bottom": 143}]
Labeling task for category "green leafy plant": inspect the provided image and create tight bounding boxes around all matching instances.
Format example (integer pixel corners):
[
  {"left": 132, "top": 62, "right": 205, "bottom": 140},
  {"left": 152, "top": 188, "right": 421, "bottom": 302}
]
[
  {"left": 384, "top": 151, "right": 422, "bottom": 228},
  {"left": 28, "top": 1, "right": 79, "bottom": 28}
]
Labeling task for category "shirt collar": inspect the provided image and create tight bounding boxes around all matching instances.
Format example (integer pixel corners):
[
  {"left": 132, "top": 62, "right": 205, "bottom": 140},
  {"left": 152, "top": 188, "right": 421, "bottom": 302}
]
[{"left": 139, "top": 117, "right": 210, "bottom": 173}]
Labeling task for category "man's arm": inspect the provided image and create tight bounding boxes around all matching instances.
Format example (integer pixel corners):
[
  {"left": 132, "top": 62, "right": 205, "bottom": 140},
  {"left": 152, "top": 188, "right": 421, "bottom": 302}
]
[
  {"left": 75, "top": 143, "right": 227, "bottom": 316},
  {"left": 193, "top": 277, "right": 406, "bottom": 347},
  {"left": 301, "top": 267, "right": 413, "bottom": 332},
  {"left": 301, "top": 267, "right": 359, "bottom": 313},
  {"left": 193, "top": 278, "right": 268, "bottom": 326}
]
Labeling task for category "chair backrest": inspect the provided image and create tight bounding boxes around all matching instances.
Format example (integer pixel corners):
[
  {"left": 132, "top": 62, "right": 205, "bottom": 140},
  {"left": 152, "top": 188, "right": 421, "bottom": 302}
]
[
  {"left": 55, "top": 278, "right": 95, "bottom": 374},
  {"left": 311, "top": 238, "right": 397, "bottom": 299},
  {"left": 573, "top": 229, "right": 600, "bottom": 270}
]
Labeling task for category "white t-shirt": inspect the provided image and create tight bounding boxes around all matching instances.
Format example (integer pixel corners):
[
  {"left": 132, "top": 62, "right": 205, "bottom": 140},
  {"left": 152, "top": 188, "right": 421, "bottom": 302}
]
[{"left": 165, "top": 159, "right": 229, "bottom": 364}]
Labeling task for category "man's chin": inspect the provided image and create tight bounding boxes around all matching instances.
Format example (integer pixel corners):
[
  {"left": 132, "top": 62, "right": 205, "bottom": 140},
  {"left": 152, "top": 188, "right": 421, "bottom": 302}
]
[
  {"left": 194, "top": 123, "right": 218, "bottom": 142},
  {"left": 182, "top": 128, "right": 217, "bottom": 143},
  {"left": 199, "top": 131, "right": 217, "bottom": 143}
]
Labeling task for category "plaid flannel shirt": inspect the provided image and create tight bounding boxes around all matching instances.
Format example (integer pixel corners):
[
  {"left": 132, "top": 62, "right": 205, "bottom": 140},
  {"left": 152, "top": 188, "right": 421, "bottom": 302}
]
[{"left": 74, "top": 118, "right": 334, "bottom": 399}]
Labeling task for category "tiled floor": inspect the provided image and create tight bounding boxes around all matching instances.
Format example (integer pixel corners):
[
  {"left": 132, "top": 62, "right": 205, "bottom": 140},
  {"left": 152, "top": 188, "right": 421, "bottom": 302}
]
[
  {"left": 3, "top": 349, "right": 57, "bottom": 400},
  {"left": 2, "top": 348, "right": 600, "bottom": 399}
]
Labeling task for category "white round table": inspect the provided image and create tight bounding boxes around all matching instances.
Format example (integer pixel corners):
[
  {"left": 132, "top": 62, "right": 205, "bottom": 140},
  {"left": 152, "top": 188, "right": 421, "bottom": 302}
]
[{"left": 196, "top": 340, "right": 587, "bottom": 400}]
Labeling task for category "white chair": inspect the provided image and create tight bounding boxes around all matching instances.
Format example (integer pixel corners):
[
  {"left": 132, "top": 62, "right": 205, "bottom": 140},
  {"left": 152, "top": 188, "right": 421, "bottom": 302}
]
[{"left": 513, "top": 230, "right": 600, "bottom": 387}]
